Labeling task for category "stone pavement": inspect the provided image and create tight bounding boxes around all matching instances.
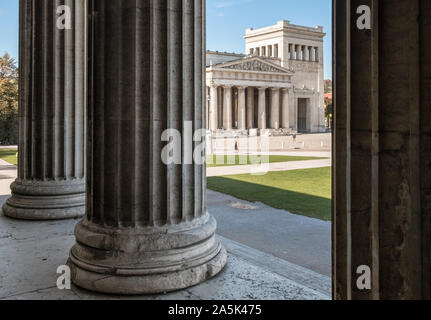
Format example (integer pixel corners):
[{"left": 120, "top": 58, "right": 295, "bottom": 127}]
[{"left": 0, "top": 195, "right": 330, "bottom": 300}]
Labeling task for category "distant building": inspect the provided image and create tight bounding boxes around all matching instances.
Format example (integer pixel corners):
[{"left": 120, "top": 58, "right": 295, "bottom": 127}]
[{"left": 206, "top": 20, "right": 326, "bottom": 135}]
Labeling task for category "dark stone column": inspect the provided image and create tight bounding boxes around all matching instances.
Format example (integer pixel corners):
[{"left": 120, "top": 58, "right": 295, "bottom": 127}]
[
  {"left": 67, "top": 0, "right": 227, "bottom": 295},
  {"left": 334, "top": 0, "right": 431, "bottom": 299},
  {"left": 3, "top": 0, "right": 86, "bottom": 220}
]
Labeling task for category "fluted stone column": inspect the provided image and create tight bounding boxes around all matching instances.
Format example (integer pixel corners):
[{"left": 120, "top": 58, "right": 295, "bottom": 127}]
[
  {"left": 238, "top": 87, "right": 246, "bottom": 130},
  {"left": 3, "top": 0, "right": 86, "bottom": 220},
  {"left": 217, "top": 87, "right": 223, "bottom": 129},
  {"left": 205, "top": 87, "right": 210, "bottom": 129},
  {"left": 281, "top": 88, "right": 290, "bottom": 128},
  {"left": 258, "top": 87, "right": 267, "bottom": 129},
  {"left": 209, "top": 85, "right": 218, "bottom": 132},
  {"left": 223, "top": 85, "right": 233, "bottom": 130},
  {"left": 289, "top": 44, "right": 294, "bottom": 60},
  {"left": 67, "top": 0, "right": 226, "bottom": 295},
  {"left": 334, "top": 0, "right": 431, "bottom": 299},
  {"left": 247, "top": 87, "right": 255, "bottom": 129},
  {"left": 270, "top": 88, "right": 280, "bottom": 129}
]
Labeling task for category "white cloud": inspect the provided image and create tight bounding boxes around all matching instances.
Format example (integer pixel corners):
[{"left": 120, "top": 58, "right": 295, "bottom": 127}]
[
  {"left": 213, "top": 0, "right": 253, "bottom": 17},
  {"left": 214, "top": 2, "right": 234, "bottom": 9}
]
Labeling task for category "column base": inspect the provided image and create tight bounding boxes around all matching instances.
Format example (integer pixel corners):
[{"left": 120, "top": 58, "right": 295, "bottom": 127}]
[
  {"left": 67, "top": 214, "right": 227, "bottom": 295},
  {"left": 2, "top": 179, "right": 86, "bottom": 220}
]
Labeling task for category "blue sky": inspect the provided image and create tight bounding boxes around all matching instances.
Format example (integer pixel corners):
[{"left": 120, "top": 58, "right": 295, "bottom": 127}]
[
  {"left": 0, "top": 0, "right": 332, "bottom": 79},
  {"left": 207, "top": 0, "right": 332, "bottom": 79},
  {"left": 0, "top": 1, "right": 19, "bottom": 59}
]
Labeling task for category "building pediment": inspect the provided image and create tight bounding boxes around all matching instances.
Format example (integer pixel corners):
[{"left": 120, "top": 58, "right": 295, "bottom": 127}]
[{"left": 215, "top": 57, "right": 294, "bottom": 74}]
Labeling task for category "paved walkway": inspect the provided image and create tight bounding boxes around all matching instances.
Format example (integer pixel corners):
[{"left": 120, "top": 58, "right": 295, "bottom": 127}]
[
  {"left": 208, "top": 190, "right": 331, "bottom": 276},
  {"left": 0, "top": 159, "right": 17, "bottom": 196},
  {"left": 207, "top": 156, "right": 331, "bottom": 177}
]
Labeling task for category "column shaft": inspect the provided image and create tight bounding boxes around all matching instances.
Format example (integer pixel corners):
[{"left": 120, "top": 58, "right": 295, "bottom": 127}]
[
  {"left": 258, "top": 88, "right": 267, "bottom": 129},
  {"left": 209, "top": 85, "right": 218, "bottom": 131},
  {"left": 68, "top": 0, "right": 226, "bottom": 295},
  {"left": 3, "top": 0, "right": 86, "bottom": 220},
  {"left": 281, "top": 89, "right": 290, "bottom": 128},
  {"left": 217, "top": 87, "right": 223, "bottom": 128},
  {"left": 247, "top": 87, "right": 255, "bottom": 129},
  {"left": 270, "top": 88, "right": 280, "bottom": 129},
  {"left": 334, "top": 0, "right": 431, "bottom": 299},
  {"left": 223, "top": 86, "right": 232, "bottom": 130},
  {"left": 296, "top": 45, "right": 301, "bottom": 60},
  {"left": 238, "top": 87, "right": 246, "bottom": 130}
]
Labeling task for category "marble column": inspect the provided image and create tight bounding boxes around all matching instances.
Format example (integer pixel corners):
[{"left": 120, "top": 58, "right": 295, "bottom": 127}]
[
  {"left": 270, "top": 88, "right": 280, "bottom": 129},
  {"left": 67, "top": 0, "right": 226, "bottom": 295},
  {"left": 238, "top": 87, "right": 246, "bottom": 130},
  {"left": 258, "top": 87, "right": 267, "bottom": 129},
  {"left": 296, "top": 45, "right": 301, "bottom": 60},
  {"left": 3, "top": 0, "right": 86, "bottom": 220},
  {"left": 223, "top": 85, "right": 233, "bottom": 130},
  {"left": 281, "top": 88, "right": 290, "bottom": 129},
  {"left": 209, "top": 85, "right": 218, "bottom": 131},
  {"left": 247, "top": 87, "right": 255, "bottom": 129}
]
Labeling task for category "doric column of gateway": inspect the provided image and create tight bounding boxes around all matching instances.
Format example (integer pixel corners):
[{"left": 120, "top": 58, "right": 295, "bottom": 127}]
[
  {"left": 3, "top": 0, "right": 86, "bottom": 220},
  {"left": 223, "top": 85, "right": 233, "bottom": 130},
  {"left": 270, "top": 88, "right": 280, "bottom": 129},
  {"left": 68, "top": 0, "right": 227, "bottom": 295},
  {"left": 296, "top": 45, "right": 301, "bottom": 60},
  {"left": 257, "top": 87, "right": 267, "bottom": 129},
  {"left": 217, "top": 87, "right": 223, "bottom": 129},
  {"left": 281, "top": 88, "right": 290, "bottom": 129},
  {"left": 209, "top": 85, "right": 218, "bottom": 132},
  {"left": 237, "top": 87, "right": 246, "bottom": 130},
  {"left": 247, "top": 87, "right": 255, "bottom": 129}
]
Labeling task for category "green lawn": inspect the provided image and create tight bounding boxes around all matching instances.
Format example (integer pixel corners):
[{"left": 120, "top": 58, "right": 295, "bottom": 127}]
[
  {"left": 206, "top": 154, "right": 326, "bottom": 167},
  {"left": 0, "top": 149, "right": 18, "bottom": 165},
  {"left": 207, "top": 167, "right": 332, "bottom": 221}
]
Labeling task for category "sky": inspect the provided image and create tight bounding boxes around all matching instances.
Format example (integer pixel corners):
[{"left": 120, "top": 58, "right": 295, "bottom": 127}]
[{"left": 0, "top": 0, "right": 332, "bottom": 79}]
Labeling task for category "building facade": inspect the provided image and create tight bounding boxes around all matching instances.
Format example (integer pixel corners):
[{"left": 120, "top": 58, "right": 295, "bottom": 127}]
[{"left": 206, "top": 20, "right": 326, "bottom": 135}]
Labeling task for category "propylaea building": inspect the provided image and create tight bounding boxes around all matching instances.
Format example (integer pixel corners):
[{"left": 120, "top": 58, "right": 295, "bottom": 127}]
[{"left": 206, "top": 20, "right": 326, "bottom": 136}]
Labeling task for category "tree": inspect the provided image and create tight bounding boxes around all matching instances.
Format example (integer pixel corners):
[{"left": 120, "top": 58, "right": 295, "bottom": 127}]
[{"left": 0, "top": 53, "right": 19, "bottom": 145}]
